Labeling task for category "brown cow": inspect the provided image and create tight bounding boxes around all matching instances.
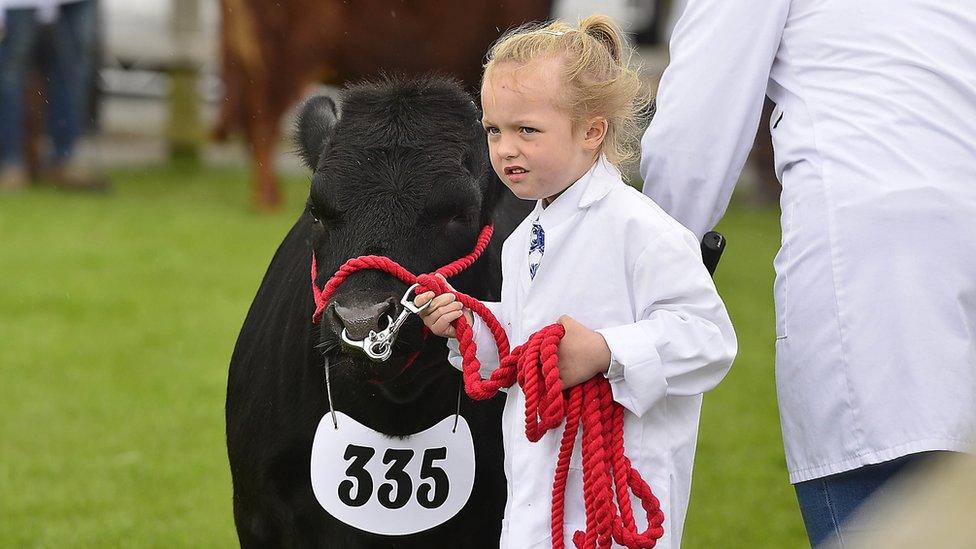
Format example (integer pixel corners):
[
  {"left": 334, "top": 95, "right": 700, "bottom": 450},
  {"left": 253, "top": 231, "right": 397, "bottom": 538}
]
[{"left": 216, "top": 0, "right": 552, "bottom": 210}]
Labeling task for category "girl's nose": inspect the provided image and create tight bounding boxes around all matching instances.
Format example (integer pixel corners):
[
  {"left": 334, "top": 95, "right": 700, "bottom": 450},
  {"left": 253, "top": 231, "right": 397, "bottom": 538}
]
[{"left": 496, "top": 137, "right": 518, "bottom": 160}]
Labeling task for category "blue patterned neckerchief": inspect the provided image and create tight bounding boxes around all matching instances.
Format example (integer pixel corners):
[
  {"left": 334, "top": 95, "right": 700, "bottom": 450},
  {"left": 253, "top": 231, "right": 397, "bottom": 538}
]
[{"left": 528, "top": 218, "right": 545, "bottom": 280}]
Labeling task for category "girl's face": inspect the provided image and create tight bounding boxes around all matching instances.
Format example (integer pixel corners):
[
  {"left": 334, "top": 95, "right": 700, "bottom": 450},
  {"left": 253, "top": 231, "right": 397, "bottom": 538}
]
[{"left": 481, "top": 58, "right": 602, "bottom": 204}]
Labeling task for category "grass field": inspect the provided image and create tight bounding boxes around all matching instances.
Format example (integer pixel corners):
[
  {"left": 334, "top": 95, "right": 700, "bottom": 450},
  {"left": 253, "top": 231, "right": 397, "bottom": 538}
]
[{"left": 0, "top": 164, "right": 806, "bottom": 547}]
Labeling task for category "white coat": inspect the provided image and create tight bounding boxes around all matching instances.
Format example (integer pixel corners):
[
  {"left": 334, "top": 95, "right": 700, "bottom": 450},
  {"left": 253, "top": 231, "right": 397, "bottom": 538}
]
[
  {"left": 447, "top": 156, "right": 737, "bottom": 548},
  {"left": 641, "top": 0, "right": 976, "bottom": 483}
]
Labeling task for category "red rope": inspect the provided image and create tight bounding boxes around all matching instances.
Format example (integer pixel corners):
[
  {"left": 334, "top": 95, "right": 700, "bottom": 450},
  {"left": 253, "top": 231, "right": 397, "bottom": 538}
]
[
  {"left": 312, "top": 225, "right": 495, "bottom": 324},
  {"left": 310, "top": 224, "right": 664, "bottom": 548}
]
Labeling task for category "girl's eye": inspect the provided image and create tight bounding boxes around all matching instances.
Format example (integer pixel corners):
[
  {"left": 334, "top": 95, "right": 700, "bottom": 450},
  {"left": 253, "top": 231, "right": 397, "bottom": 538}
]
[
  {"left": 485, "top": 126, "right": 500, "bottom": 135},
  {"left": 520, "top": 127, "right": 538, "bottom": 135}
]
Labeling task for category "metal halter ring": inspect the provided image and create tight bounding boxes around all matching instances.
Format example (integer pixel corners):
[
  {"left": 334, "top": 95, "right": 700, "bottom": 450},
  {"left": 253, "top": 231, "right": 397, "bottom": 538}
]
[{"left": 339, "top": 284, "right": 431, "bottom": 362}]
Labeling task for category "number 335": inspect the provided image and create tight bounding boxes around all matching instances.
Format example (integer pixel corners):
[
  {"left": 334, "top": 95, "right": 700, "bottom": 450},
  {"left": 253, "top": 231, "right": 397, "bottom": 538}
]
[{"left": 338, "top": 444, "right": 449, "bottom": 510}]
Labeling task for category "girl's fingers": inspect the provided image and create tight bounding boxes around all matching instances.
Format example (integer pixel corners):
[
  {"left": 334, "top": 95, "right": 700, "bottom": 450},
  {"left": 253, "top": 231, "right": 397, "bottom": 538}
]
[
  {"left": 434, "top": 311, "right": 462, "bottom": 331},
  {"left": 433, "top": 309, "right": 464, "bottom": 337},
  {"left": 423, "top": 304, "right": 464, "bottom": 335},
  {"left": 435, "top": 273, "right": 456, "bottom": 292},
  {"left": 419, "top": 301, "right": 462, "bottom": 331},
  {"left": 413, "top": 287, "right": 467, "bottom": 338},
  {"left": 433, "top": 293, "right": 457, "bottom": 308},
  {"left": 414, "top": 291, "right": 435, "bottom": 308},
  {"left": 421, "top": 293, "right": 457, "bottom": 317}
]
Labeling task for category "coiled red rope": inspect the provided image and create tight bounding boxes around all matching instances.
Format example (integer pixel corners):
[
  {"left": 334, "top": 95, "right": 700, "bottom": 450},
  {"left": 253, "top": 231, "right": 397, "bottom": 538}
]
[{"left": 311, "top": 224, "right": 664, "bottom": 548}]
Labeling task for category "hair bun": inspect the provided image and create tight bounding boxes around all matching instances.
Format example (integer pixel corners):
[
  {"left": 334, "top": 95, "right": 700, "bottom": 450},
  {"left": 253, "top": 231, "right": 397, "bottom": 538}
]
[{"left": 579, "top": 14, "right": 623, "bottom": 64}]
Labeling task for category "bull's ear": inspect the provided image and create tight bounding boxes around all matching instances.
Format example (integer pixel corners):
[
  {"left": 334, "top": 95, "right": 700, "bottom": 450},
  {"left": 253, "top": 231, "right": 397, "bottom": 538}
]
[{"left": 296, "top": 95, "right": 339, "bottom": 170}]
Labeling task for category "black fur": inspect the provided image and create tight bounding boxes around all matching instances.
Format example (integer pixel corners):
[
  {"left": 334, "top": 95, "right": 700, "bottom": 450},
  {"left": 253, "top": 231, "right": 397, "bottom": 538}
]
[
  {"left": 227, "top": 75, "right": 532, "bottom": 547},
  {"left": 297, "top": 94, "right": 340, "bottom": 170}
]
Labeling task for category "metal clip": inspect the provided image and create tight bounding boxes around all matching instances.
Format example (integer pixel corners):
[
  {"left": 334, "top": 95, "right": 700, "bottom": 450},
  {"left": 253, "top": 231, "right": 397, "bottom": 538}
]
[{"left": 340, "top": 284, "right": 431, "bottom": 362}]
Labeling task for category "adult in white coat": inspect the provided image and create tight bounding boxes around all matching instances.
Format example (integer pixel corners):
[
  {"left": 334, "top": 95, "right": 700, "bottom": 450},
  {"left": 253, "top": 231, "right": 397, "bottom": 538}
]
[{"left": 641, "top": 0, "right": 976, "bottom": 545}]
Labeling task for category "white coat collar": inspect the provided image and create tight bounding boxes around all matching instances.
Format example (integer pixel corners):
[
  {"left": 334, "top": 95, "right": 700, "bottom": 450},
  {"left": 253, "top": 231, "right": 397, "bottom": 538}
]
[{"left": 530, "top": 154, "right": 622, "bottom": 227}]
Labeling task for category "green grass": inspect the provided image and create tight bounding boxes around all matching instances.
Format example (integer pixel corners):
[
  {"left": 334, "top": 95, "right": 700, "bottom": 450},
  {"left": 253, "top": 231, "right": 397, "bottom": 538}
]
[
  {"left": 691, "top": 204, "right": 808, "bottom": 548},
  {"left": 0, "top": 165, "right": 805, "bottom": 547}
]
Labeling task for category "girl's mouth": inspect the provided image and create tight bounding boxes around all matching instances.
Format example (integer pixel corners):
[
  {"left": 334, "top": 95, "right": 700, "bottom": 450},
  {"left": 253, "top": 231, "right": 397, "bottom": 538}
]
[{"left": 504, "top": 166, "right": 528, "bottom": 182}]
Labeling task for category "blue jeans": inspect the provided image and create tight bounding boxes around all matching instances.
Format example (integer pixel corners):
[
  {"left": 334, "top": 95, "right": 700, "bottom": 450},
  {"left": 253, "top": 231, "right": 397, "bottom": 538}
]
[
  {"left": 794, "top": 451, "right": 949, "bottom": 547},
  {"left": 0, "top": 1, "right": 96, "bottom": 167}
]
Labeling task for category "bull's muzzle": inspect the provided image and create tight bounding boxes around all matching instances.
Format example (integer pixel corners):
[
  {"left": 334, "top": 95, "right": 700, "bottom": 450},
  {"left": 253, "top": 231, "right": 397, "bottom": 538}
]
[
  {"left": 331, "top": 285, "right": 430, "bottom": 362},
  {"left": 331, "top": 298, "right": 397, "bottom": 341}
]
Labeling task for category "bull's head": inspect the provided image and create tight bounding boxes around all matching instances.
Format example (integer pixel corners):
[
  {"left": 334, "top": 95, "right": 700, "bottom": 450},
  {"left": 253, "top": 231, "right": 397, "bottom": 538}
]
[{"left": 297, "top": 77, "right": 504, "bottom": 405}]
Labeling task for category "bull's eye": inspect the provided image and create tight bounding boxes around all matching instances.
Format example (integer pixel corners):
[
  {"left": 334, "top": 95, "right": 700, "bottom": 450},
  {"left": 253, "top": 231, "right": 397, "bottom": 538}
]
[
  {"left": 306, "top": 201, "right": 321, "bottom": 224},
  {"left": 425, "top": 199, "right": 474, "bottom": 229},
  {"left": 441, "top": 213, "right": 472, "bottom": 230},
  {"left": 307, "top": 199, "right": 342, "bottom": 226},
  {"left": 428, "top": 210, "right": 466, "bottom": 227}
]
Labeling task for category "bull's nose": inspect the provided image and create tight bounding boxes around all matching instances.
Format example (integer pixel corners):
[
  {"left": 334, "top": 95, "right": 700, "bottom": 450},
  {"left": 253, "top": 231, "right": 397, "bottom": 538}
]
[{"left": 331, "top": 298, "right": 398, "bottom": 341}]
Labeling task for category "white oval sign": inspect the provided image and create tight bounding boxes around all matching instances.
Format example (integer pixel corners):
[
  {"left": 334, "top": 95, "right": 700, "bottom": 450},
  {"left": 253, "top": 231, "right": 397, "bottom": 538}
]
[{"left": 310, "top": 411, "right": 476, "bottom": 536}]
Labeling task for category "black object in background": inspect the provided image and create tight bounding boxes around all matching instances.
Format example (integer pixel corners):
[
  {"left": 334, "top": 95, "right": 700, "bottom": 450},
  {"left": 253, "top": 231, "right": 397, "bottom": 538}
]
[{"left": 701, "top": 231, "right": 726, "bottom": 276}]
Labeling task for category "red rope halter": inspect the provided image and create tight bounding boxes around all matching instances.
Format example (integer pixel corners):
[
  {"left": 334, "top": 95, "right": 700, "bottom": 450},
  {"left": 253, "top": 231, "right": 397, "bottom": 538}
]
[{"left": 311, "top": 224, "right": 664, "bottom": 549}]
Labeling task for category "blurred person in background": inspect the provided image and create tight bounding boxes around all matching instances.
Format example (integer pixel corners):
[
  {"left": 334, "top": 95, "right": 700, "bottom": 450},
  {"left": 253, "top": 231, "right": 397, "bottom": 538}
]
[
  {"left": 0, "top": 0, "right": 105, "bottom": 191},
  {"left": 641, "top": 0, "right": 976, "bottom": 546}
]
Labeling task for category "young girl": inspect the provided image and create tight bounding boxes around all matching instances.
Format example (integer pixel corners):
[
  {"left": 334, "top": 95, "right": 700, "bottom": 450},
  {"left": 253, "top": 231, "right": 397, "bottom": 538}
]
[{"left": 415, "top": 15, "right": 736, "bottom": 548}]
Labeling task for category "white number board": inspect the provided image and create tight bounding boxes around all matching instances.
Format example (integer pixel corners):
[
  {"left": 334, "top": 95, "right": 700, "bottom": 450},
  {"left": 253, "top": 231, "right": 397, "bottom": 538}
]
[{"left": 310, "top": 411, "right": 476, "bottom": 535}]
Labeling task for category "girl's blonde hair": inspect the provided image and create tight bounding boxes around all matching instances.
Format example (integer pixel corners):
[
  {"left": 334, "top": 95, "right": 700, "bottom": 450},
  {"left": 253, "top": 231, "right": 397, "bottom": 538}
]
[{"left": 483, "top": 14, "right": 652, "bottom": 168}]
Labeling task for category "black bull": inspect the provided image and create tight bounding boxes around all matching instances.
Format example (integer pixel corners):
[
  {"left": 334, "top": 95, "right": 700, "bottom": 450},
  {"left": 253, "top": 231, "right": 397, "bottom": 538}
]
[{"left": 226, "top": 76, "right": 533, "bottom": 547}]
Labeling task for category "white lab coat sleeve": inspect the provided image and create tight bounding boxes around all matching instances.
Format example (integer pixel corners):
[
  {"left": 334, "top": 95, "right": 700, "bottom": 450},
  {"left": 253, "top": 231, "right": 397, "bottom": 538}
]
[
  {"left": 641, "top": 0, "right": 789, "bottom": 239},
  {"left": 446, "top": 300, "right": 505, "bottom": 379},
  {"left": 596, "top": 228, "right": 737, "bottom": 417}
]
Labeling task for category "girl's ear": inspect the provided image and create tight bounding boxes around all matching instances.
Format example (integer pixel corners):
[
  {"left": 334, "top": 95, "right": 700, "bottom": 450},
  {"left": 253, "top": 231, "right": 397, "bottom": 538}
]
[{"left": 581, "top": 117, "right": 609, "bottom": 151}]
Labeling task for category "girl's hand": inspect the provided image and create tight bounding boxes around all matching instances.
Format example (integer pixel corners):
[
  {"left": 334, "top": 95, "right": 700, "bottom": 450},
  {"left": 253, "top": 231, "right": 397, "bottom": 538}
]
[
  {"left": 413, "top": 274, "right": 472, "bottom": 338},
  {"left": 555, "top": 315, "right": 612, "bottom": 388}
]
